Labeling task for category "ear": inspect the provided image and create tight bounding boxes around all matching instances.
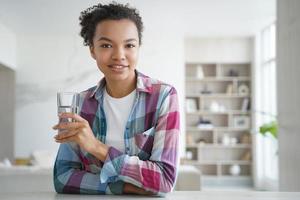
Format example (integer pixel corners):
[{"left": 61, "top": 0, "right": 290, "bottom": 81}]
[{"left": 89, "top": 45, "right": 96, "bottom": 60}]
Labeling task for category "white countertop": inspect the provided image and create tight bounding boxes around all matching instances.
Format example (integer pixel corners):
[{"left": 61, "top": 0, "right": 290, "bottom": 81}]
[
  {"left": 0, "top": 166, "right": 52, "bottom": 175},
  {"left": 1, "top": 191, "right": 300, "bottom": 200}
]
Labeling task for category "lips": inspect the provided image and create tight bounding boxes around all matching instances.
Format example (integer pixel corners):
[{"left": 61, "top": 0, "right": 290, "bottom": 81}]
[
  {"left": 108, "top": 64, "right": 128, "bottom": 68},
  {"left": 108, "top": 64, "right": 129, "bottom": 72}
]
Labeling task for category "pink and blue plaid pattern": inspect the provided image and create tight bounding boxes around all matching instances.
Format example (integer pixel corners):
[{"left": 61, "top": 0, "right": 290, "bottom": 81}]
[{"left": 53, "top": 70, "right": 180, "bottom": 196}]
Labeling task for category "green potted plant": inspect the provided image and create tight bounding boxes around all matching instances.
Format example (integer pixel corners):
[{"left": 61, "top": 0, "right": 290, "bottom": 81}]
[{"left": 259, "top": 121, "right": 278, "bottom": 139}]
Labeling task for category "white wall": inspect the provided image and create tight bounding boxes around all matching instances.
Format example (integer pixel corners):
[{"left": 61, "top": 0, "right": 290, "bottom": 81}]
[
  {"left": 0, "top": 21, "right": 16, "bottom": 70},
  {"left": 185, "top": 38, "right": 253, "bottom": 63},
  {"left": 277, "top": 0, "right": 300, "bottom": 191},
  {"left": 15, "top": 34, "right": 100, "bottom": 156}
]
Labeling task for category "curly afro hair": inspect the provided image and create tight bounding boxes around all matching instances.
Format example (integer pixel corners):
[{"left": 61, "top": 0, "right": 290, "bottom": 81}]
[{"left": 79, "top": 2, "right": 144, "bottom": 46}]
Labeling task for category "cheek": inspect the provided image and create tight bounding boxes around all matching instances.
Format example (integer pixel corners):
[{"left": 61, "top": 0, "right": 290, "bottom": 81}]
[
  {"left": 128, "top": 50, "right": 139, "bottom": 63},
  {"left": 96, "top": 50, "right": 111, "bottom": 64}
]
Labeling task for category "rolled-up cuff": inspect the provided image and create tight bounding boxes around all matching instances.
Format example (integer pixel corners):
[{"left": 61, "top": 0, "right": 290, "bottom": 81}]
[{"left": 100, "top": 146, "right": 125, "bottom": 183}]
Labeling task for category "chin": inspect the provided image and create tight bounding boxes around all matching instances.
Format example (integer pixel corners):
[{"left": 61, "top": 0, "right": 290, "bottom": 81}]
[
  {"left": 105, "top": 68, "right": 135, "bottom": 81},
  {"left": 106, "top": 72, "right": 131, "bottom": 81}
]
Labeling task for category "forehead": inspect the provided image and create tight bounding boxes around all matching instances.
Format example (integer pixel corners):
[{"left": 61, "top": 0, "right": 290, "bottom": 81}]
[{"left": 94, "top": 19, "right": 139, "bottom": 42}]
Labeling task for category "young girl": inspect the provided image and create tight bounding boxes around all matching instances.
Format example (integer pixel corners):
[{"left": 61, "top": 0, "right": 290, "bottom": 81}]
[{"left": 52, "top": 2, "right": 180, "bottom": 196}]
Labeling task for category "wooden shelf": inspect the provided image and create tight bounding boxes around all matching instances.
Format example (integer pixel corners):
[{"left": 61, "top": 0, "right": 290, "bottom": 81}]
[
  {"left": 201, "top": 144, "right": 251, "bottom": 148},
  {"left": 202, "top": 175, "right": 252, "bottom": 180},
  {"left": 186, "top": 76, "right": 251, "bottom": 82},
  {"left": 186, "top": 127, "right": 251, "bottom": 132},
  {"left": 186, "top": 93, "right": 250, "bottom": 98},
  {"left": 184, "top": 39, "right": 253, "bottom": 183},
  {"left": 182, "top": 160, "right": 252, "bottom": 165},
  {"left": 186, "top": 144, "right": 251, "bottom": 148},
  {"left": 186, "top": 110, "right": 251, "bottom": 115}
]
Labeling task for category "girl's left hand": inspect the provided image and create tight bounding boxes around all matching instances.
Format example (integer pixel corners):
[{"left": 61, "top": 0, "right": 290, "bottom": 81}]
[{"left": 52, "top": 113, "right": 101, "bottom": 154}]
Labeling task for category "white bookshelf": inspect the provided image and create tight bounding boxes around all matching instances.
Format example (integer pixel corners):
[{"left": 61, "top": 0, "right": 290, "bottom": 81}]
[{"left": 183, "top": 38, "right": 254, "bottom": 187}]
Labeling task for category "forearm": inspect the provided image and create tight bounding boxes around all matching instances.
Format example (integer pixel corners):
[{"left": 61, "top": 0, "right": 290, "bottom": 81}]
[
  {"left": 123, "top": 183, "right": 154, "bottom": 195},
  {"left": 89, "top": 139, "right": 109, "bottom": 162},
  {"left": 54, "top": 159, "right": 108, "bottom": 194}
]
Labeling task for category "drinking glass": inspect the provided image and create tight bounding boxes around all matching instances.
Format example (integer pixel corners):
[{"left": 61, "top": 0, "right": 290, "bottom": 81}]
[{"left": 57, "top": 92, "right": 79, "bottom": 123}]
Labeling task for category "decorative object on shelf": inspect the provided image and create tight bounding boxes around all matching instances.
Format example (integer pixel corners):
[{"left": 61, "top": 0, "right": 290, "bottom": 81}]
[
  {"left": 241, "top": 98, "right": 250, "bottom": 111},
  {"left": 240, "top": 150, "right": 251, "bottom": 161},
  {"left": 219, "top": 104, "right": 226, "bottom": 112},
  {"left": 229, "top": 164, "right": 241, "bottom": 176},
  {"left": 186, "top": 134, "right": 195, "bottom": 145},
  {"left": 200, "top": 84, "right": 212, "bottom": 94},
  {"left": 196, "top": 138, "right": 207, "bottom": 145},
  {"left": 240, "top": 133, "right": 251, "bottom": 144},
  {"left": 186, "top": 98, "right": 198, "bottom": 113},
  {"left": 196, "top": 65, "right": 204, "bottom": 79},
  {"left": 186, "top": 99, "right": 197, "bottom": 113},
  {"left": 186, "top": 151, "right": 193, "bottom": 160},
  {"left": 226, "top": 83, "right": 234, "bottom": 94},
  {"left": 233, "top": 115, "right": 250, "bottom": 129},
  {"left": 238, "top": 84, "right": 250, "bottom": 95},
  {"left": 228, "top": 69, "right": 239, "bottom": 77},
  {"left": 15, "top": 158, "right": 31, "bottom": 166},
  {"left": 210, "top": 100, "right": 220, "bottom": 112},
  {"left": 221, "top": 134, "right": 231, "bottom": 146},
  {"left": 230, "top": 137, "right": 238, "bottom": 145},
  {"left": 0, "top": 158, "right": 12, "bottom": 167},
  {"left": 209, "top": 101, "right": 226, "bottom": 112},
  {"left": 197, "top": 118, "right": 213, "bottom": 130}
]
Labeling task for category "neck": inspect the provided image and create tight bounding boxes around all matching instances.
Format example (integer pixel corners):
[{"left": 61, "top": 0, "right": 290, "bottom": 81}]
[{"left": 105, "top": 74, "right": 137, "bottom": 98}]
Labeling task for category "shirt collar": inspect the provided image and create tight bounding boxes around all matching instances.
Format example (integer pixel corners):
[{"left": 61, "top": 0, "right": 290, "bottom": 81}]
[{"left": 89, "top": 69, "right": 153, "bottom": 99}]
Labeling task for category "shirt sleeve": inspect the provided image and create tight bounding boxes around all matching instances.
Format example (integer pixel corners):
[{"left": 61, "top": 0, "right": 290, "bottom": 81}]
[
  {"left": 99, "top": 87, "right": 180, "bottom": 196},
  {"left": 53, "top": 142, "right": 125, "bottom": 194}
]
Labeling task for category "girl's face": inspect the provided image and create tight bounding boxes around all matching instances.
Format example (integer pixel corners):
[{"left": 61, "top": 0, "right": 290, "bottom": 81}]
[{"left": 90, "top": 19, "right": 140, "bottom": 82}]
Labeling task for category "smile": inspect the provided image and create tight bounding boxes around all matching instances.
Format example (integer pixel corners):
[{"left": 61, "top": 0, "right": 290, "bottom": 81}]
[
  {"left": 108, "top": 64, "right": 129, "bottom": 72},
  {"left": 109, "top": 65, "right": 127, "bottom": 69}
]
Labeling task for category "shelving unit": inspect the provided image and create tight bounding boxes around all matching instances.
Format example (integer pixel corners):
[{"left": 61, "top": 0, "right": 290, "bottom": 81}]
[{"left": 183, "top": 38, "right": 254, "bottom": 188}]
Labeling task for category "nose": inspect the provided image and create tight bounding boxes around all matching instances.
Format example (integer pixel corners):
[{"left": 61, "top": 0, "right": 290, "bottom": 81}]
[{"left": 111, "top": 47, "right": 126, "bottom": 61}]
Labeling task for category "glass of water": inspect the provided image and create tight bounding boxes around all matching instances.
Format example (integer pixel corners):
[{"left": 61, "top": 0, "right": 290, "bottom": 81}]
[{"left": 57, "top": 92, "right": 79, "bottom": 123}]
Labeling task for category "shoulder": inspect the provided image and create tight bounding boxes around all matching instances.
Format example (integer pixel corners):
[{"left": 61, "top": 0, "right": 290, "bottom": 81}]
[
  {"left": 137, "top": 71, "right": 177, "bottom": 96},
  {"left": 78, "top": 85, "right": 97, "bottom": 100},
  {"left": 77, "top": 85, "right": 98, "bottom": 110}
]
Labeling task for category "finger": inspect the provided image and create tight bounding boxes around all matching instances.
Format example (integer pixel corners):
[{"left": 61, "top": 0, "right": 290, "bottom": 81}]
[
  {"left": 55, "top": 138, "right": 70, "bottom": 143},
  {"left": 57, "top": 129, "right": 69, "bottom": 135},
  {"left": 55, "top": 134, "right": 77, "bottom": 143},
  {"left": 53, "top": 122, "right": 82, "bottom": 130},
  {"left": 54, "top": 129, "right": 79, "bottom": 140},
  {"left": 59, "top": 112, "right": 85, "bottom": 122}
]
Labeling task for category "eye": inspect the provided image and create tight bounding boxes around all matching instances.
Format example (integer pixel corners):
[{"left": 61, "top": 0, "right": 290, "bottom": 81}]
[
  {"left": 126, "top": 44, "right": 136, "bottom": 48},
  {"left": 100, "top": 43, "right": 112, "bottom": 48}
]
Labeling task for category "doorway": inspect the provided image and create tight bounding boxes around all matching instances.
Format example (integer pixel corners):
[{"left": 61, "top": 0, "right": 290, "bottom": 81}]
[{"left": 0, "top": 63, "right": 15, "bottom": 161}]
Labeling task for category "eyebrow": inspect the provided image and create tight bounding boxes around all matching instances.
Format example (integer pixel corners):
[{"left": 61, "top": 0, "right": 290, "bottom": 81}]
[{"left": 97, "top": 37, "right": 137, "bottom": 43}]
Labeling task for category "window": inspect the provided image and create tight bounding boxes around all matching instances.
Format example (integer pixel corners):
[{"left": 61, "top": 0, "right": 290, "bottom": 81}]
[{"left": 256, "top": 22, "right": 278, "bottom": 190}]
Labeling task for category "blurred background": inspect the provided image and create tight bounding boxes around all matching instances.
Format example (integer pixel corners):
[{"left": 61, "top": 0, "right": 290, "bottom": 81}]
[{"left": 0, "top": 0, "right": 299, "bottom": 193}]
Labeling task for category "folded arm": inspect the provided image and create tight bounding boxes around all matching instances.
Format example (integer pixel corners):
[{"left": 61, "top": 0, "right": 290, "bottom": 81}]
[{"left": 99, "top": 87, "right": 180, "bottom": 196}]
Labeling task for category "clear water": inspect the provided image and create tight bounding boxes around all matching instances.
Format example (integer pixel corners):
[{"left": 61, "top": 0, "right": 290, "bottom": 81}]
[{"left": 58, "top": 106, "right": 78, "bottom": 123}]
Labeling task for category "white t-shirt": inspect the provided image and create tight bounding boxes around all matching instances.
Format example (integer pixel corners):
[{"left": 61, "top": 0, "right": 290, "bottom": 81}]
[{"left": 103, "top": 87, "right": 136, "bottom": 152}]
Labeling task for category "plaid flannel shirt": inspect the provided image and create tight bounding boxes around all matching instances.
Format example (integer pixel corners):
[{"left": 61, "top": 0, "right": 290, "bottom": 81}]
[{"left": 53, "top": 70, "right": 180, "bottom": 196}]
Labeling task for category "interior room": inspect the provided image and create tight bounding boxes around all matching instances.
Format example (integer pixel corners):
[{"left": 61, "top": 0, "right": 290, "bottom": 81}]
[{"left": 0, "top": 0, "right": 300, "bottom": 199}]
